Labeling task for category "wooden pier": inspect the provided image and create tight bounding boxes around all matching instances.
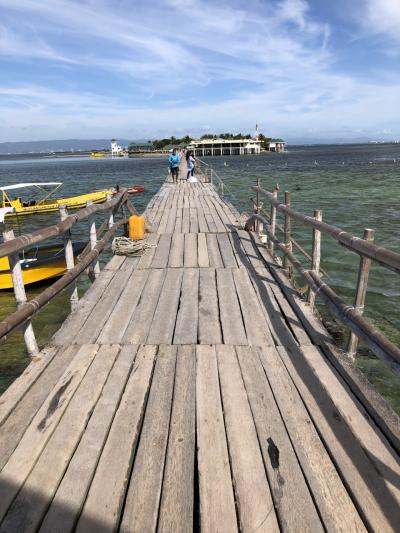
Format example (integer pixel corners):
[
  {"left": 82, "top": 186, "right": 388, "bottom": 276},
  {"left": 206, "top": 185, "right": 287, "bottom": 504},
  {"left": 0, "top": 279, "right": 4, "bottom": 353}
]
[{"left": 0, "top": 173, "right": 400, "bottom": 532}]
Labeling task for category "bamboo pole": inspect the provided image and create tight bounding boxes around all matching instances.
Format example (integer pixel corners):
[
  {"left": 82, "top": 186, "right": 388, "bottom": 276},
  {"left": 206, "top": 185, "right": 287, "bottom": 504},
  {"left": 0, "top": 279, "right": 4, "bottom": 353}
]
[
  {"left": 308, "top": 209, "right": 322, "bottom": 309},
  {"left": 268, "top": 189, "right": 278, "bottom": 255},
  {"left": 244, "top": 213, "right": 400, "bottom": 373},
  {"left": 107, "top": 194, "right": 114, "bottom": 229},
  {"left": 347, "top": 228, "right": 375, "bottom": 359},
  {"left": 251, "top": 185, "right": 400, "bottom": 273},
  {"left": 283, "top": 191, "right": 291, "bottom": 273},
  {"left": 2, "top": 228, "right": 39, "bottom": 356},
  {"left": 87, "top": 201, "right": 100, "bottom": 278},
  {"left": 59, "top": 205, "right": 79, "bottom": 310},
  {"left": 255, "top": 178, "right": 263, "bottom": 236}
]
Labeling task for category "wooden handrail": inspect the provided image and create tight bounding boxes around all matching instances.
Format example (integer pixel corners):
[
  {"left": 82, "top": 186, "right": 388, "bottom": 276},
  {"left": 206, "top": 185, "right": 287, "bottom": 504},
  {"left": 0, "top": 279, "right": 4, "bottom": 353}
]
[
  {"left": 0, "top": 189, "right": 128, "bottom": 259},
  {"left": 245, "top": 213, "right": 400, "bottom": 374},
  {"left": 252, "top": 185, "right": 400, "bottom": 273},
  {"left": 0, "top": 217, "right": 128, "bottom": 344}
]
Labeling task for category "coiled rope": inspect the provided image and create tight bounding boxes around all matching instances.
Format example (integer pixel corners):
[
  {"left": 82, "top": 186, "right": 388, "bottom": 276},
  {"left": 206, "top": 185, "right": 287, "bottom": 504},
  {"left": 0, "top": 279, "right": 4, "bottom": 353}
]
[{"left": 112, "top": 236, "right": 157, "bottom": 257}]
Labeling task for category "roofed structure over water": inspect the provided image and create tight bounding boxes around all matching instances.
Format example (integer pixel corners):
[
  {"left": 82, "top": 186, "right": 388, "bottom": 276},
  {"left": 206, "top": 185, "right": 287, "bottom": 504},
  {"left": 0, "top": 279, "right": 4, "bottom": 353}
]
[{"left": 187, "top": 138, "right": 263, "bottom": 156}]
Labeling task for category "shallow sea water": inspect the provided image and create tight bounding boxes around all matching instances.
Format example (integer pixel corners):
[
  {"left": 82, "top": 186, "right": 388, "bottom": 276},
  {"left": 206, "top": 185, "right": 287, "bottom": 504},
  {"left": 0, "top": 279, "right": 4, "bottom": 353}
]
[{"left": 0, "top": 145, "right": 399, "bottom": 411}]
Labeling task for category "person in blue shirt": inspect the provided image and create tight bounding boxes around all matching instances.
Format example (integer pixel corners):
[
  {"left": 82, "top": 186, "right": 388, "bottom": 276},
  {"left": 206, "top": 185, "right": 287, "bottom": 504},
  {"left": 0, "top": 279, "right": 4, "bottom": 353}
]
[{"left": 168, "top": 148, "right": 181, "bottom": 183}]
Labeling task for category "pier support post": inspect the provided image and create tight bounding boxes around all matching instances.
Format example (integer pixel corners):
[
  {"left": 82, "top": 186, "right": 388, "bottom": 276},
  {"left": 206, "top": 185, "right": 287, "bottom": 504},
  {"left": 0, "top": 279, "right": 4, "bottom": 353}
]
[
  {"left": 255, "top": 178, "right": 263, "bottom": 236},
  {"left": 268, "top": 189, "right": 278, "bottom": 256},
  {"left": 308, "top": 209, "right": 322, "bottom": 310},
  {"left": 2, "top": 228, "right": 39, "bottom": 357},
  {"left": 283, "top": 191, "right": 292, "bottom": 275},
  {"left": 87, "top": 200, "right": 100, "bottom": 278},
  {"left": 107, "top": 194, "right": 114, "bottom": 228},
  {"left": 59, "top": 205, "right": 79, "bottom": 310},
  {"left": 347, "top": 228, "right": 375, "bottom": 360}
]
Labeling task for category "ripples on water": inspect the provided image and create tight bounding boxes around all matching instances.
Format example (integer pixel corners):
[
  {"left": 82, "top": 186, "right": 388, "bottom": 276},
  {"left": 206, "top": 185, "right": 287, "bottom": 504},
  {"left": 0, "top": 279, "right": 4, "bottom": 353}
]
[{"left": 0, "top": 144, "right": 399, "bottom": 410}]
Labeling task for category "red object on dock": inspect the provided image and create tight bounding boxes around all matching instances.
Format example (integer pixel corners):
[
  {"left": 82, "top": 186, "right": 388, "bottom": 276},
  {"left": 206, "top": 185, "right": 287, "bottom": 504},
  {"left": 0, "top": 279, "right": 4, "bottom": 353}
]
[{"left": 127, "top": 186, "right": 145, "bottom": 194}]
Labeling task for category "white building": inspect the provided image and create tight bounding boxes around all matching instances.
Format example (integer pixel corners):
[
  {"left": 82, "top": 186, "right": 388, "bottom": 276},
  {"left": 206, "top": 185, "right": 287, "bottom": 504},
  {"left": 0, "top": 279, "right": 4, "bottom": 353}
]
[
  {"left": 187, "top": 138, "right": 262, "bottom": 157},
  {"left": 111, "top": 139, "right": 124, "bottom": 157},
  {"left": 267, "top": 141, "right": 285, "bottom": 152}
]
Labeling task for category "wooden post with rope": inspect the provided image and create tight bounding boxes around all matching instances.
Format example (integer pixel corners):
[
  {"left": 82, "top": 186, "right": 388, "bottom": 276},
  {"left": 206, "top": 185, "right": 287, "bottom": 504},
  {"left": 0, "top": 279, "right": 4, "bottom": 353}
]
[
  {"left": 87, "top": 200, "right": 101, "bottom": 278},
  {"left": 308, "top": 209, "right": 322, "bottom": 310},
  {"left": 59, "top": 204, "right": 79, "bottom": 310}
]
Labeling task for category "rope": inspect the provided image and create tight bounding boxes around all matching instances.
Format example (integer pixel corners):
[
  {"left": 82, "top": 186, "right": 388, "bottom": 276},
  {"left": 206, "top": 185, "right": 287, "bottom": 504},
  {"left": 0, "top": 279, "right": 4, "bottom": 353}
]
[{"left": 112, "top": 236, "right": 156, "bottom": 257}]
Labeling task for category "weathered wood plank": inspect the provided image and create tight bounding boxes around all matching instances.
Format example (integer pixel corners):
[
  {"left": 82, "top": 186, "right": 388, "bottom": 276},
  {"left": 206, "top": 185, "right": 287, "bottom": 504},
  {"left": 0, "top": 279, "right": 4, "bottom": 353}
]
[
  {"left": 40, "top": 345, "right": 138, "bottom": 533},
  {"left": 236, "top": 346, "right": 323, "bottom": 532},
  {"left": 184, "top": 233, "right": 198, "bottom": 268},
  {"left": 216, "top": 268, "right": 247, "bottom": 345},
  {"left": 169, "top": 233, "right": 185, "bottom": 268},
  {"left": 206, "top": 233, "right": 224, "bottom": 268},
  {"left": 197, "top": 233, "right": 209, "bottom": 268},
  {"left": 182, "top": 208, "right": 190, "bottom": 233},
  {"left": 217, "top": 345, "right": 280, "bottom": 532},
  {"left": 147, "top": 269, "right": 183, "bottom": 344},
  {"left": 196, "top": 345, "right": 238, "bottom": 533},
  {"left": 76, "top": 345, "right": 157, "bottom": 532},
  {"left": 197, "top": 207, "right": 208, "bottom": 233},
  {"left": 174, "top": 269, "right": 199, "bottom": 344},
  {"left": 216, "top": 232, "right": 237, "bottom": 267},
  {"left": 136, "top": 233, "right": 159, "bottom": 269},
  {"left": 1, "top": 344, "right": 121, "bottom": 533},
  {"left": 198, "top": 268, "right": 222, "bottom": 344},
  {"left": 120, "top": 345, "right": 177, "bottom": 533},
  {"left": 123, "top": 268, "right": 166, "bottom": 344},
  {"left": 189, "top": 207, "right": 199, "bottom": 233},
  {"left": 151, "top": 234, "right": 172, "bottom": 268},
  {"left": 0, "top": 344, "right": 99, "bottom": 521}
]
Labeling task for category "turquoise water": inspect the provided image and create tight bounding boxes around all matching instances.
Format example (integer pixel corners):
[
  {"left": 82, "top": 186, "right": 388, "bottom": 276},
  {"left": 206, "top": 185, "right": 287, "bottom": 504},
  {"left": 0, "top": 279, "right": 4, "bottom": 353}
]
[{"left": 0, "top": 145, "right": 399, "bottom": 410}]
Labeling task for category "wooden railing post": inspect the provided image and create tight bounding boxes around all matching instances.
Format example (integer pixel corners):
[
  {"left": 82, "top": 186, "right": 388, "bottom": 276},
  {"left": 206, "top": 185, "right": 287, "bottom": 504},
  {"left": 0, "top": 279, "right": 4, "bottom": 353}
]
[
  {"left": 255, "top": 178, "right": 263, "bottom": 236},
  {"left": 2, "top": 228, "right": 39, "bottom": 356},
  {"left": 107, "top": 194, "right": 114, "bottom": 229},
  {"left": 283, "top": 191, "right": 291, "bottom": 274},
  {"left": 87, "top": 200, "right": 100, "bottom": 278},
  {"left": 220, "top": 181, "right": 224, "bottom": 197},
  {"left": 268, "top": 189, "right": 278, "bottom": 256},
  {"left": 308, "top": 209, "right": 322, "bottom": 309},
  {"left": 347, "top": 228, "right": 375, "bottom": 359},
  {"left": 59, "top": 205, "right": 79, "bottom": 310}
]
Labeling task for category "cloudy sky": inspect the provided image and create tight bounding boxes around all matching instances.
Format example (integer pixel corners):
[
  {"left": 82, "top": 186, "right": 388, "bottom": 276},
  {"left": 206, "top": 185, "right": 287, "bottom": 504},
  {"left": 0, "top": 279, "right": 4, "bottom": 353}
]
[{"left": 0, "top": 0, "right": 399, "bottom": 142}]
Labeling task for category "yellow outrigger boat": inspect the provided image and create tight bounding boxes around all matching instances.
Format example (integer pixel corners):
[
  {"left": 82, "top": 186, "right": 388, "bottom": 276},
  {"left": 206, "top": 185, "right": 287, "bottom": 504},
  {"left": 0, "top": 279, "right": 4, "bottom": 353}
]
[
  {"left": 0, "top": 241, "right": 86, "bottom": 290},
  {"left": 1, "top": 183, "right": 114, "bottom": 218}
]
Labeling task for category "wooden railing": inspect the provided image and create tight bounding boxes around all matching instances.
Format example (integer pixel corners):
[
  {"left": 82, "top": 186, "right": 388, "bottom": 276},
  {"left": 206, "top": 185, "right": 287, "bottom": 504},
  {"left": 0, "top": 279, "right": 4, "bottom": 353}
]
[
  {"left": 0, "top": 188, "right": 134, "bottom": 356},
  {"left": 246, "top": 180, "right": 400, "bottom": 375}
]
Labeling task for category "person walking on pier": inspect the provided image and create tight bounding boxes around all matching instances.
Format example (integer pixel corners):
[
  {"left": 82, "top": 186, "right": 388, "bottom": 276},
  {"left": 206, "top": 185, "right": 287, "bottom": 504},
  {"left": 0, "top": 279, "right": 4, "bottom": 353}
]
[
  {"left": 186, "top": 150, "right": 196, "bottom": 180},
  {"left": 168, "top": 148, "right": 181, "bottom": 183}
]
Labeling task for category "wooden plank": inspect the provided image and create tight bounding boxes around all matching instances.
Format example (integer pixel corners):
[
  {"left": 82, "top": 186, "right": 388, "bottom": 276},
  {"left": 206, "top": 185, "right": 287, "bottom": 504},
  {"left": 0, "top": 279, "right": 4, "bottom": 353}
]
[
  {"left": 197, "top": 207, "right": 208, "bottom": 233},
  {"left": 204, "top": 196, "right": 226, "bottom": 232},
  {"left": 189, "top": 207, "right": 199, "bottom": 233},
  {"left": 76, "top": 345, "right": 157, "bottom": 532},
  {"left": 151, "top": 234, "right": 172, "bottom": 268},
  {"left": 136, "top": 233, "right": 159, "bottom": 269},
  {"left": 165, "top": 205, "right": 178, "bottom": 234},
  {"left": 169, "top": 233, "right": 185, "bottom": 268},
  {"left": 0, "top": 345, "right": 78, "bottom": 471},
  {"left": 206, "top": 233, "right": 223, "bottom": 268},
  {"left": 157, "top": 205, "right": 172, "bottom": 234},
  {"left": 1, "top": 344, "right": 121, "bottom": 533},
  {"left": 174, "top": 207, "right": 183, "bottom": 233},
  {"left": 216, "top": 268, "right": 247, "bottom": 345},
  {"left": 158, "top": 346, "right": 196, "bottom": 533},
  {"left": 147, "top": 268, "right": 183, "bottom": 344},
  {"left": 276, "top": 345, "right": 400, "bottom": 532},
  {"left": 236, "top": 346, "right": 323, "bottom": 532},
  {"left": 40, "top": 345, "right": 138, "bottom": 533},
  {"left": 123, "top": 268, "right": 166, "bottom": 344},
  {"left": 182, "top": 208, "right": 190, "bottom": 233},
  {"left": 75, "top": 266, "right": 135, "bottom": 344},
  {"left": 216, "top": 232, "right": 237, "bottom": 267},
  {"left": 204, "top": 212, "right": 217, "bottom": 233},
  {"left": 184, "top": 233, "right": 198, "bottom": 268},
  {"left": 103, "top": 254, "right": 126, "bottom": 271},
  {"left": 97, "top": 269, "right": 150, "bottom": 343},
  {"left": 174, "top": 269, "right": 199, "bottom": 344},
  {"left": 52, "top": 270, "right": 116, "bottom": 344},
  {"left": 258, "top": 346, "right": 366, "bottom": 532},
  {"left": 232, "top": 268, "right": 274, "bottom": 346},
  {"left": 196, "top": 345, "right": 238, "bottom": 533},
  {"left": 197, "top": 233, "right": 209, "bottom": 268},
  {"left": 0, "top": 344, "right": 99, "bottom": 521},
  {"left": 0, "top": 346, "right": 60, "bottom": 427},
  {"left": 228, "top": 231, "right": 249, "bottom": 268},
  {"left": 120, "top": 345, "right": 177, "bottom": 533},
  {"left": 217, "top": 345, "right": 280, "bottom": 532},
  {"left": 198, "top": 269, "right": 222, "bottom": 344},
  {"left": 295, "top": 345, "right": 400, "bottom": 506}
]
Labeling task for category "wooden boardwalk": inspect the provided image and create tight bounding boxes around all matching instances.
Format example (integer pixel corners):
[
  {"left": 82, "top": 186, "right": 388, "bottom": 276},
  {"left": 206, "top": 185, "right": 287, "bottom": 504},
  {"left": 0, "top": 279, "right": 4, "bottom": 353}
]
[{"left": 0, "top": 176, "right": 400, "bottom": 532}]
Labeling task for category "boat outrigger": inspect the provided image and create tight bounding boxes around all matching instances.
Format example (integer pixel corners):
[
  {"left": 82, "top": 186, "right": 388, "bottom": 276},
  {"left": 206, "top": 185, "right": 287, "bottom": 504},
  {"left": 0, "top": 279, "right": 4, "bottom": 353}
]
[
  {"left": 1, "top": 183, "right": 115, "bottom": 218},
  {"left": 0, "top": 240, "right": 86, "bottom": 290}
]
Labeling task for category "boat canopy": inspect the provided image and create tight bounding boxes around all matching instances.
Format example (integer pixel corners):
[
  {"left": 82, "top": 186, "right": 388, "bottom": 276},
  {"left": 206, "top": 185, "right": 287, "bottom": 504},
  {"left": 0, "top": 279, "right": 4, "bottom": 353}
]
[{"left": 0, "top": 182, "right": 62, "bottom": 191}]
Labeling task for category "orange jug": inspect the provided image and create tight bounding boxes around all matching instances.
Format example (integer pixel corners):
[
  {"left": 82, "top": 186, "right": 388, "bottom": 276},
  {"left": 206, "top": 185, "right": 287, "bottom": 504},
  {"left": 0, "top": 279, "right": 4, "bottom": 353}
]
[{"left": 128, "top": 214, "right": 145, "bottom": 240}]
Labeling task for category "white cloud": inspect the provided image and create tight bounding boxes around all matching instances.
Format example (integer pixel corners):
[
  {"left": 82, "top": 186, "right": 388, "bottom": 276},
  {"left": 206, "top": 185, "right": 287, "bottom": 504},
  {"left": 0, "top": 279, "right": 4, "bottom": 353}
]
[{"left": 364, "top": 0, "right": 400, "bottom": 41}]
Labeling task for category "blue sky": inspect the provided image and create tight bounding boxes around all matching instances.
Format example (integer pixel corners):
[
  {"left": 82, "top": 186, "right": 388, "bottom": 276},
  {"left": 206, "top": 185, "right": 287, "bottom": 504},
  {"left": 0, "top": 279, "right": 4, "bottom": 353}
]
[{"left": 0, "top": 0, "right": 400, "bottom": 142}]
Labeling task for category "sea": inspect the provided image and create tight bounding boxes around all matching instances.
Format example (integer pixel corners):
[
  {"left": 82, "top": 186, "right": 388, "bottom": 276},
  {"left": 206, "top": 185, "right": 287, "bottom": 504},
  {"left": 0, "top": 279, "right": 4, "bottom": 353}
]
[{"left": 0, "top": 144, "right": 399, "bottom": 411}]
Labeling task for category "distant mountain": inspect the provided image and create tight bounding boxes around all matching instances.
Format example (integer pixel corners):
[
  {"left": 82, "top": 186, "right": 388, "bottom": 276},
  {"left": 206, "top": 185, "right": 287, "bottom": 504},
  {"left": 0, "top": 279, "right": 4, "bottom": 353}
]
[{"left": 0, "top": 139, "right": 136, "bottom": 154}]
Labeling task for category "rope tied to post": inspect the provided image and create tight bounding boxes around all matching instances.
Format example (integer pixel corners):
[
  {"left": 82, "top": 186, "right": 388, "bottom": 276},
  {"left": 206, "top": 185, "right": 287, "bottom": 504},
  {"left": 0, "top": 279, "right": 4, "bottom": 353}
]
[{"left": 112, "top": 236, "right": 156, "bottom": 257}]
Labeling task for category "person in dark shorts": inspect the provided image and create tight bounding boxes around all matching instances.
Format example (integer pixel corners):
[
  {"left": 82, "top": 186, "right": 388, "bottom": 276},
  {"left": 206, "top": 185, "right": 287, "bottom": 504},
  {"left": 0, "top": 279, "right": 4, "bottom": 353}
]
[{"left": 168, "top": 148, "right": 181, "bottom": 183}]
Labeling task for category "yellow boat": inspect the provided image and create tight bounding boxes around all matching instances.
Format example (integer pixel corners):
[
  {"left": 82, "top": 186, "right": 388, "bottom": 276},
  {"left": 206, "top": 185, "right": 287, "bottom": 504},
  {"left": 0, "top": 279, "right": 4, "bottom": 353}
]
[
  {"left": 0, "top": 241, "right": 86, "bottom": 290},
  {"left": 90, "top": 152, "right": 107, "bottom": 158},
  {"left": 1, "top": 183, "right": 114, "bottom": 218}
]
